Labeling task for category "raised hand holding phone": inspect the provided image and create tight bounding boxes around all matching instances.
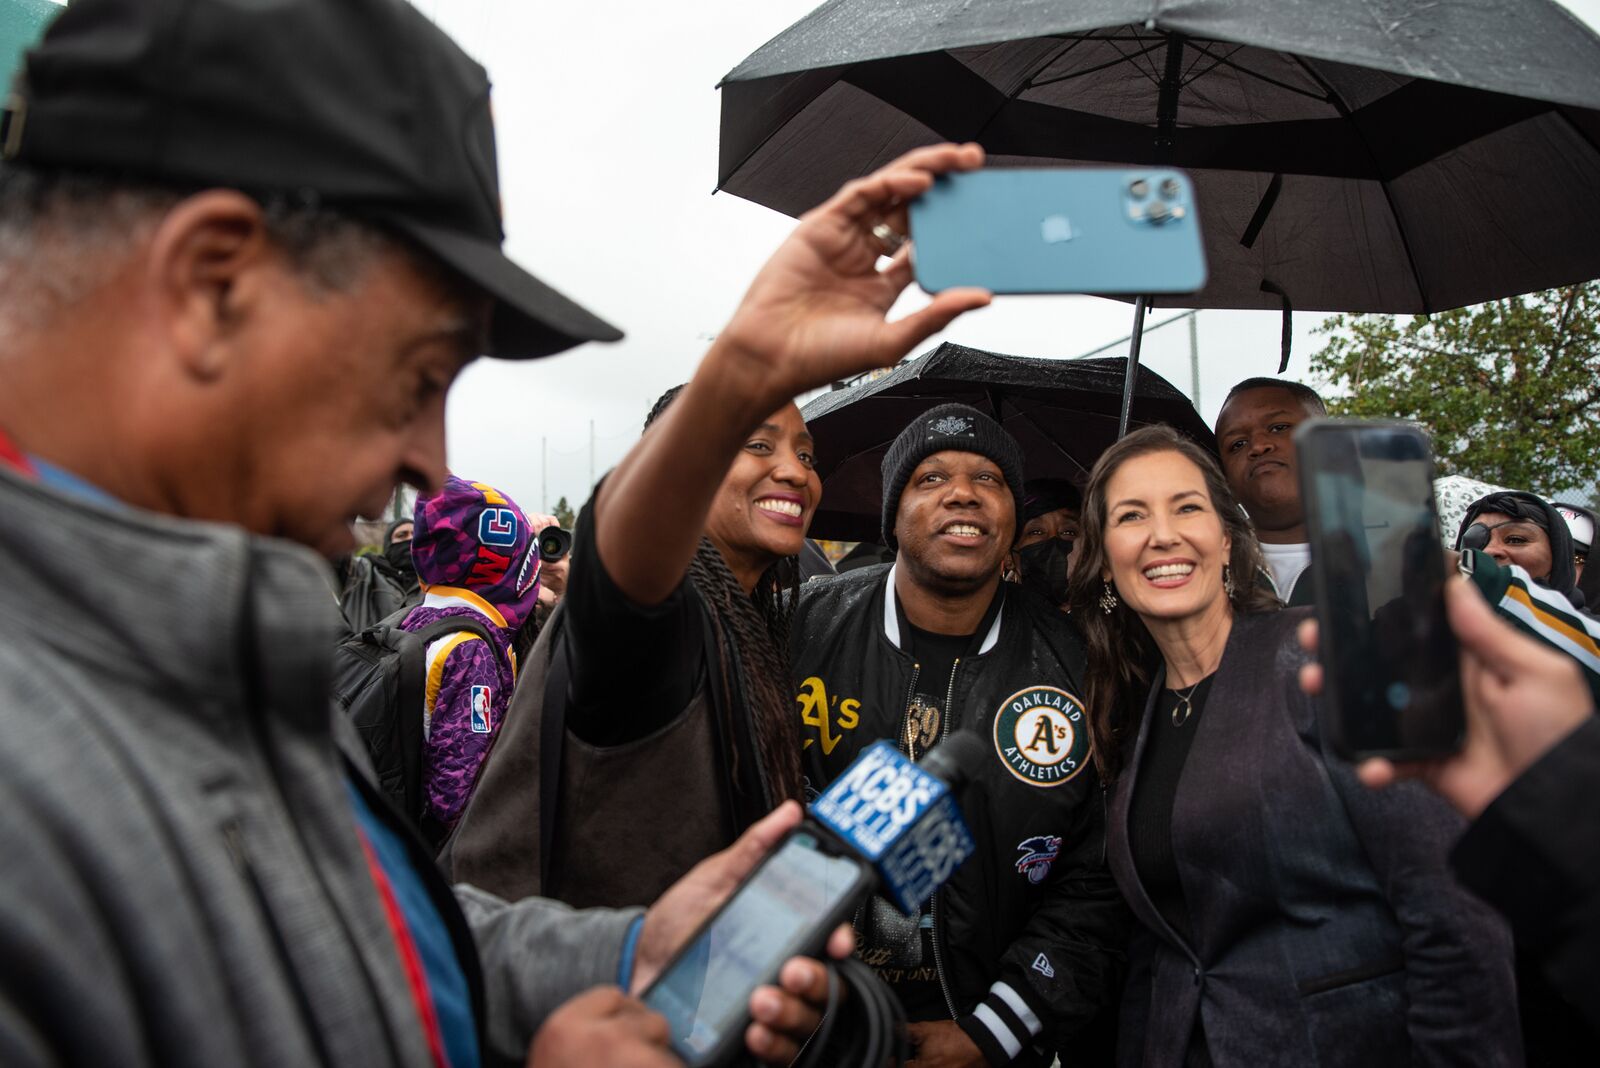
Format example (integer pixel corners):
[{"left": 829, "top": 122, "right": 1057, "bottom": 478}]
[
  {"left": 1298, "top": 582, "right": 1594, "bottom": 818},
  {"left": 1295, "top": 420, "right": 1465, "bottom": 760}
]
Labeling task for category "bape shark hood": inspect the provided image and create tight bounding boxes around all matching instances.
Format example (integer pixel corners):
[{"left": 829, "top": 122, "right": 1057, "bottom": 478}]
[{"left": 410, "top": 476, "right": 541, "bottom": 631}]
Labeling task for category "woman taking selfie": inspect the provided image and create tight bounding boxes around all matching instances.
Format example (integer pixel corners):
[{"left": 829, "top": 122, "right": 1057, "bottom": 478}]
[
  {"left": 1065, "top": 425, "right": 1520, "bottom": 1068},
  {"left": 446, "top": 143, "right": 992, "bottom": 909}
]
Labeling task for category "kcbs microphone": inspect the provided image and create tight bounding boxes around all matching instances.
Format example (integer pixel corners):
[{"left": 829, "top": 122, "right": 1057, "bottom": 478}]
[{"left": 639, "top": 734, "right": 985, "bottom": 1066}]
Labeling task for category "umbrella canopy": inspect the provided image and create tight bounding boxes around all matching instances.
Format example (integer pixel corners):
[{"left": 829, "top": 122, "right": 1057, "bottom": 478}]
[
  {"left": 800, "top": 344, "right": 1216, "bottom": 541},
  {"left": 719, "top": 0, "right": 1600, "bottom": 315}
]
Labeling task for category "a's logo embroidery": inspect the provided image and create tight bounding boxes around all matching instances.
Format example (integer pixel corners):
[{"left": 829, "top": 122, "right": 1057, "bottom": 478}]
[
  {"left": 797, "top": 676, "right": 860, "bottom": 755},
  {"left": 929, "top": 415, "right": 975, "bottom": 438},
  {"left": 470, "top": 685, "right": 493, "bottom": 733},
  {"left": 1015, "top": 835, "right": 1063, "bottom": 884},
  {"left": 1032, "top": 953, "right": 1055, "bottom": 978},
  {"left": 478, "top": 507, "right": 519, "bottom": 547},
  {"left": 993, "top": 685, "right": 1090, "bottom": 788}
]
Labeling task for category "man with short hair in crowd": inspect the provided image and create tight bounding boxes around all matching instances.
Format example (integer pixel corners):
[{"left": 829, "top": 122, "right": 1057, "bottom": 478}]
[
  {"left": 791, "top": 404, "right": 1126, "bottom": 1068},
  {"left": 0, "top": 0, "right": 989, "bottom": 1063},
  {"left": 1212, "top": 377, "right": 1327, "bottom": 604}
]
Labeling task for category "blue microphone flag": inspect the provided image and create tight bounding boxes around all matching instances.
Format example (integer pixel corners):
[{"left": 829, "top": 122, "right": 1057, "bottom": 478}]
[{"left": 809, "top": 740, "right": 976, "bottom": 914}]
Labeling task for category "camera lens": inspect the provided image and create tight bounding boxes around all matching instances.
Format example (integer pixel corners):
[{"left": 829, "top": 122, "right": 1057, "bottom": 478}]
[
  {"left": 1146, "top": 199, "right": 1171, "bottom": 222},
  {"left": 537, "top": 525, "right": 572, "bottom": 562},
  {"left": 1128, "top": 178, "right": 1149, "bottom": 199},
  {"left": 1159, "top": 178, "right": 1180, "bottom": 200}
]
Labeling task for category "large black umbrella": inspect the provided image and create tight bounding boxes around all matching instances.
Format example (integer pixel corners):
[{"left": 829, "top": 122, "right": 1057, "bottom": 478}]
[
  {"left": 719, "top": 0, "right": 1600, "bottom": 316},
  {"left": 801, "top": 344, "right": 1215, "bottom": 542}
]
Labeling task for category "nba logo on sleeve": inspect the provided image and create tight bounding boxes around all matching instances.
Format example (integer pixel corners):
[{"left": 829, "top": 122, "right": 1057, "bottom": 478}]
[{"left": 470, "top": 685, "right": 493, "bottom": 733}]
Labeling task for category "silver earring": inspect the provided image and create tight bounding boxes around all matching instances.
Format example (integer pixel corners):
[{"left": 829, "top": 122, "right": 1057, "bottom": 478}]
[
  {"left": 1098, "top": 581, "right": 1119, "bottom": 614},
  {"left": 1223, "top": 564, "right": 1236, "bottom": 600}
]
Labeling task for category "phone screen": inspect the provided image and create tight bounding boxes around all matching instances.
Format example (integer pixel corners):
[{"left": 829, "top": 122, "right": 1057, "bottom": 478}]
[
  {"left": 1301, "top": 422, "right": 1464, "bottom": 758},
  {"left": 642, "top": 831, "right": 868, "bottom": 1064}
]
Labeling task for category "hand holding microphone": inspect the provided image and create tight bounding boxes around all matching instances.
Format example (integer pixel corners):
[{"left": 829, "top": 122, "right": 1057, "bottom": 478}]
[{"left": 639, "top": 735, "right": 985, "bottom": 1065}]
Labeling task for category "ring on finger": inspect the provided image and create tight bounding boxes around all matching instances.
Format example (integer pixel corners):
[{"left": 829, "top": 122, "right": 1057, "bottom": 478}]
[{"left": 870, "top": 222, "right": 908, "bottom": 256}]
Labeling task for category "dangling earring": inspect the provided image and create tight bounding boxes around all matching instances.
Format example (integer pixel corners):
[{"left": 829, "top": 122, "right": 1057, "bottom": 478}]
[
  {"left": 1098, "top": 581, "right": 1119, "bottom": 614},
  {"left": 1223, "top": 564, "right": 1236, "bottom": 600}
]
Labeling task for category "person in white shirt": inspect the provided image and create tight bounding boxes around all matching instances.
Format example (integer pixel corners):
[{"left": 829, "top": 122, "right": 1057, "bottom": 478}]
[{"left": 1213, "top": 378, "right": 1327, "bottom": 604}]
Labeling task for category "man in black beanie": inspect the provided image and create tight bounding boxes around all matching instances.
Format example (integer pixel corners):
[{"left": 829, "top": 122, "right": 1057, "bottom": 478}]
[{"left": 789, "top": 404, "right": 1126, "bottom": 1068}]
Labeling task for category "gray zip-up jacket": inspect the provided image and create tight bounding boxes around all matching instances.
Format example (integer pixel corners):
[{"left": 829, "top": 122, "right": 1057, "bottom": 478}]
[{"left": 0, "top": 468, "right": 638, "bottom": 1067}]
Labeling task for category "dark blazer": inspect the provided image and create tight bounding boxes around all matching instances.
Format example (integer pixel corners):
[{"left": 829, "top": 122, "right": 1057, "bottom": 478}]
[{"left": 1108, "top": 610, "right": 1522, "bottom": 1067}]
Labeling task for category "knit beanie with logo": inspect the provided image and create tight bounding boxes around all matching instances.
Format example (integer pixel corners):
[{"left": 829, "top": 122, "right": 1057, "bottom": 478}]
[{"left": 879, "top": 403, "right": 1025, "bottom": 549}]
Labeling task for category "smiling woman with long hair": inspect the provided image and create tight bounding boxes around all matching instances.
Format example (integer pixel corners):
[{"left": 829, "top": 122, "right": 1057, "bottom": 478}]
[
  {"left": 1065, "top": 425, "right": 1521, "bottom": 1068},
  {"left": 447, "top": 385, "right": 818, "bottom": 908}
]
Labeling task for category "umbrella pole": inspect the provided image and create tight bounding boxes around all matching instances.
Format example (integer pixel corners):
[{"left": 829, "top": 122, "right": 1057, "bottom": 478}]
[{"left": 1117, "top": 296, "right": 1150, "bottom": 438}]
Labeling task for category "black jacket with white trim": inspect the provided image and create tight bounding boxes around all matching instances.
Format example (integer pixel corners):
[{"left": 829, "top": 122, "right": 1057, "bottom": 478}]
[{"left": 791, "top": 565, "right": 1129, "bottom": 1066}]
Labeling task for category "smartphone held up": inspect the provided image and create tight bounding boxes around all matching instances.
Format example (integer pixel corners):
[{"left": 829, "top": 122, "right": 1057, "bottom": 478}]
[
  {"left": 908, "top": 166, "right": 1208, "bottom": 295},
  {"left": 1296, "top": 420, "right": 1465, "bottom": 761}
]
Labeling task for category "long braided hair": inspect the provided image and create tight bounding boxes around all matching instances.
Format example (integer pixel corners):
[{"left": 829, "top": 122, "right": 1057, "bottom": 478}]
[{"left": 646, "top": 387, "right": 805, "bottom": 805}]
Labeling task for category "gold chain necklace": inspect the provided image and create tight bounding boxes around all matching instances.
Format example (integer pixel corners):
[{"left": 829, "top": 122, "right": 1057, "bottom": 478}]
[{"left": 1171, "top": 680, "right": 1204, "bottom": 726}]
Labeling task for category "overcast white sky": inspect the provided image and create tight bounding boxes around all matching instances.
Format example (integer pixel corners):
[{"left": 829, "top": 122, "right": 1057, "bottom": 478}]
[{"left": 396, "top": 0, "right": 1600, "bottom": 516}]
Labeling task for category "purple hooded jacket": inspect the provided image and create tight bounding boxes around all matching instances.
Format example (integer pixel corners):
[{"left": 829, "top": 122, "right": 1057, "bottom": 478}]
[{"left": 401, "top": 477, "right": 540, "bottom": 828}]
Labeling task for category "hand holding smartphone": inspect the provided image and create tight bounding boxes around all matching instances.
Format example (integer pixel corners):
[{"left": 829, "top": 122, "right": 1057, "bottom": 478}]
[
  {"left": 640, "top": 829, "right": 873, "bottom": 1066},
  {"left": 1296, "top": 420, "right": 1465, "bottom": 760}
]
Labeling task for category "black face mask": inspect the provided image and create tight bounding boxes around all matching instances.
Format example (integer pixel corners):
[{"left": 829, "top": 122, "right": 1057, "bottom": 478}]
[
  {"left": 384, "top": 539, "right": 416, "bottom": 578},
  {"left": 1017, "top": 538, "right": 1073, "bottom": 605}
]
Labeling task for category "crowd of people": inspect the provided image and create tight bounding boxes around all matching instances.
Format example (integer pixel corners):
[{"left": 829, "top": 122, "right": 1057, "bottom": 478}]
[{"left": 3, "top": 1, "right": 1600, "bottom": 1067}]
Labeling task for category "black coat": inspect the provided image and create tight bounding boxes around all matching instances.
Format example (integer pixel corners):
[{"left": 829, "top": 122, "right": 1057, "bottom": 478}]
[
  {"left": 791, "top": 565, "right": 1128, "bottom": 1066},
  {"left": 1109, "top": 610, "right": 1522, "bottom": 1067},
  {"left": 1452, "top": 714, "right": 1600, "bottom": 1049}
]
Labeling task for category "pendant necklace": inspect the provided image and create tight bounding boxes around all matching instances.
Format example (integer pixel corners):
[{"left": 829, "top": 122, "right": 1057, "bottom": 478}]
[{"left": 1171, "top": 680, "right": 1203, "bottom": 726}]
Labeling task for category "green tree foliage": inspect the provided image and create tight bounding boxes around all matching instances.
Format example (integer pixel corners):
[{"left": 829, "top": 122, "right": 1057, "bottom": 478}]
[
  {"left": 1311, "top": 284, "right": 1600, "bottom": 500},
  {"left": 552, "top": 495, "right": 576, "bottom": 529}
]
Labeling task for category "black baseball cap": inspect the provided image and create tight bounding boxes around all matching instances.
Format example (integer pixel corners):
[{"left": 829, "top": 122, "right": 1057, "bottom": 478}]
[{"left": 0, "top": 0, "right": 621, "bottom": 359}]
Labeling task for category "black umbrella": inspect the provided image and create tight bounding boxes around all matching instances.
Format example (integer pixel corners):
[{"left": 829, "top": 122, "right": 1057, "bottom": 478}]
[
  {"left": 800, "top": 344, "right": 1215, "bottom": 541},
  {"left": 721, "top": 0, "right": 1600, "bottom": 314},
  {"left": 719, "top": 0, "right": 1600, "bottom": 429}
]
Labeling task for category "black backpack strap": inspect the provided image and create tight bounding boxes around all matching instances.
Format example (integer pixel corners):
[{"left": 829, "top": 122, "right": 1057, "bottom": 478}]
[
  {"left": 538, "top": 606, "right": 570, "bottom": 889},
  {"left": 410, "top": 615, "right": 500, "bottom": 660}
]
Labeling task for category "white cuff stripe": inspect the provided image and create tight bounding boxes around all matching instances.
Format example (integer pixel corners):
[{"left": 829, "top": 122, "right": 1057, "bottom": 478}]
[
  {"left": 990, "top": 981, "right": 1043, "bottom": 1036},
  {"left": 972, "top": 1003, "right": 1024, "bottom": 1060}
]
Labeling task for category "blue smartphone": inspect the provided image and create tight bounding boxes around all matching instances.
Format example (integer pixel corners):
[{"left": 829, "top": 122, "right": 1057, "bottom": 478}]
[{"left": 909, "top": 167, "right": 1208, "bottom": 295}]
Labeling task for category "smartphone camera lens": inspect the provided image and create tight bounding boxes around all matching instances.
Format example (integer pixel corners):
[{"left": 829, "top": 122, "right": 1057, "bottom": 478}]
[
  {"left": 1159, "top": 178, "right": 1181, "bottom": 200},
  {"left": 1128, "top": 178, "right": 1149, "bottom": 199},
  {"left": 1146, "top": 199, "right": 1171, "bottom": 222}
]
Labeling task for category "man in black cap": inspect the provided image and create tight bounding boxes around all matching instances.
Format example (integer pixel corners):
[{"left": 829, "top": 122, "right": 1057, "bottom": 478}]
[
  {"left": 0, "top": 0, "right": 993, "bottom": 1064},
  {"left": 790, "top": 404, "right": 1126, "bottom": 1068}
]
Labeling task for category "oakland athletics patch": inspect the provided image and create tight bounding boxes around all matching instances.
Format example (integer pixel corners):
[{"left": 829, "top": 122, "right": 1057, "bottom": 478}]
[{"left": 993, "top": 685, "right": 1090, "bottom": 787}]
